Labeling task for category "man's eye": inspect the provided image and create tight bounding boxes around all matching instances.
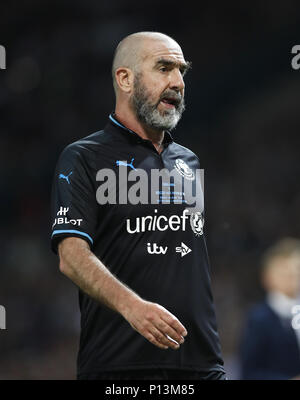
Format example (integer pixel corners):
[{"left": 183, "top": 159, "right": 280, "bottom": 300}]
[{"left": 160, "top": 67, "right": 168, "bottom": 72}]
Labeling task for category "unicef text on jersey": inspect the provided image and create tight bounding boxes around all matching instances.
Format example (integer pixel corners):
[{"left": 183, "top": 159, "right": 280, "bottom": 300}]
[{"left": 95, "top": 164, "right": 204, "bottom": 213}]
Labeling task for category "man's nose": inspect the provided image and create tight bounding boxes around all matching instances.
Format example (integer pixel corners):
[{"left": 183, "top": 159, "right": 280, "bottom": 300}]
[{"left": 169, "top": 69, "right": 185, "bottom": 92}]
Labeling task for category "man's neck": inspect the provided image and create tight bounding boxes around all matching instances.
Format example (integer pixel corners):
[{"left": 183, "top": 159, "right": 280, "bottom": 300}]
[{"left": 115, "top": 105, "right": 165, "bottom": 153}]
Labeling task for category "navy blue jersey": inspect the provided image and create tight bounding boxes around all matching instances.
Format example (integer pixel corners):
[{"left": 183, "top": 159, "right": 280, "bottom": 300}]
[{"left": 51, "top": 113, "right": 224, "bottom": 377}]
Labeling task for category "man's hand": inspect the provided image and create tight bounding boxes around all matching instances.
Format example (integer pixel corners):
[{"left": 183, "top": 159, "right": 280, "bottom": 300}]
[{"left": 121, "top": 299, "right": 188, "bottom": 350}]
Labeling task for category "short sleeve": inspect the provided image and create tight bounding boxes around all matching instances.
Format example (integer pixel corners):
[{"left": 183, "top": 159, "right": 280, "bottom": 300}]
[{"left": 50, "top": 144, "right": 98, "bottom": 254}]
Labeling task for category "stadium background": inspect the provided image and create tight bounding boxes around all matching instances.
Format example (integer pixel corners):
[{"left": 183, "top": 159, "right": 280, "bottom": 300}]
[{"left": 0, "top": 0, "right": 300, "bottom": 379}]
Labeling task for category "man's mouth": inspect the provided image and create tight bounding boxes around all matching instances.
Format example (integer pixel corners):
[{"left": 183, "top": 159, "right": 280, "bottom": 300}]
[{"left": 160, "top": 97, "right": 180, "bottom": 109}]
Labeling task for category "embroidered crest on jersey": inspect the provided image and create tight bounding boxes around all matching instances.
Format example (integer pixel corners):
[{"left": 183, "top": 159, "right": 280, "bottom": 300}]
[
  {"left": 174, "top": 159, "right": 195, "bottom": 180},
  {"left": 190, "top": 211, "right": 204, "bottom": 236}
]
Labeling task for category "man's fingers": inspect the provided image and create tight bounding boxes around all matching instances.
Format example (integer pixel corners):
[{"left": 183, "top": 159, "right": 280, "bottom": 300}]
[
  {"left": 156, "top": 320, "right": 185, "bottom": 345},
  {"left": 129, "top": 319, "right": 179, "bottom": 349},
  {"left": 151, "top": 327, "right": 180, "bottom": 350},
  {"left": 161, "top": 313, "right": 188, "bottom": 338},
  {"left": 145, "top": 332, "right": 168, "bottom": 350},
  {"left": 126, "top": 301, "right": 187, "bottom": 350}
]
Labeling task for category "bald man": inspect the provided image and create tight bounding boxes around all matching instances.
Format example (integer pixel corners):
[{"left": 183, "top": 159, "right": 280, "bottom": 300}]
[{"left": 51, "top": 31, "right": 225, "bottom": 380}]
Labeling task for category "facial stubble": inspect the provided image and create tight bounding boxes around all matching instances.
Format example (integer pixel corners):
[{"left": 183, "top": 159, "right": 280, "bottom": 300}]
[{"left": 130, "top": 73, "right": 185, "bottom": 132}]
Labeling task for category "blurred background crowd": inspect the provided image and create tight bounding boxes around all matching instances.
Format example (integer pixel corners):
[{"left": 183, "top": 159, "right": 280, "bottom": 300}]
[{"left": 0, "top": 0, "right": 300, "bottom": 379}]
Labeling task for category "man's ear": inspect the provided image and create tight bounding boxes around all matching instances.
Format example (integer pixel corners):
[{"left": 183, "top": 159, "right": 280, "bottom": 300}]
[{"left": 115, "top": 67, "right": 134, "bottom": 94}]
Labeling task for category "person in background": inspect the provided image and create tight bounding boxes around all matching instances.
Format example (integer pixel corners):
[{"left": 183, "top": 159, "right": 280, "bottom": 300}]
[{"left": 239, "top": 238, "right": 300, "bottom": 380}]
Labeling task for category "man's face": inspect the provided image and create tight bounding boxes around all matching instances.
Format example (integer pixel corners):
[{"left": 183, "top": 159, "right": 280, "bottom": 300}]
[
  {"left": 130, "top": 38, "right": 190, "bottom": 131},
  {"left": 264, "top": 255, "right": 300, "bottom": 298}
]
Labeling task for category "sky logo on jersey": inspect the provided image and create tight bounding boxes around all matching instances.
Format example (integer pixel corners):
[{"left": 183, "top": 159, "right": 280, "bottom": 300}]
[
  {"left": 176, "top": 242, "right": 192, "bottom": 257},
  {"left": 59, "top": 171, "right": 73, "bottom": 184},
  {"left": 116, "top": 158, "right": 136, "bottom": 170}
]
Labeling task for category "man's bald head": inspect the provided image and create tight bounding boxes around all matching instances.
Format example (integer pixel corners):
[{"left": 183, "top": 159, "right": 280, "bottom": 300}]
[{"left": 112, "top": 31, "right": 180, "bottom": 94}]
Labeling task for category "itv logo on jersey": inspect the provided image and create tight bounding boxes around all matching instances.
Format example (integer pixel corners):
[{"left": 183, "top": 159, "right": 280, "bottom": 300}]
[
  {"left": 0, "top": 305, "right": 6, "bottom": 329},
  {"left": 0, "top": 45, "right": 6, "bottom": 70},
  {"left": 147, "top": 242, "right": 168, "bottom": 255}
]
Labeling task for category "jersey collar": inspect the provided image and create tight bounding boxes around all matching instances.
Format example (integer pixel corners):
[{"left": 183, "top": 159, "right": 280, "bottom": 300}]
[{"left": 108, "top": 112, "right": 174, "bottom": 147}]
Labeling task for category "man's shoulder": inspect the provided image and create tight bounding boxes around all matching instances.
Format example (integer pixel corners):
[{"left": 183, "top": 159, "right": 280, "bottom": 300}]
[
  {"left": 170, "top": 140, "right": 200, "bottom": 162},
  {"left": 66, "top": 129, "right": 112, "bottom": 151},
  {"left": 59, "top": 128, "right": 115, "bottom": 161}
]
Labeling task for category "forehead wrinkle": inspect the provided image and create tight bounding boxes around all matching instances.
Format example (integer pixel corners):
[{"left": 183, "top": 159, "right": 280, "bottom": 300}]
[
  {"left": 149, "top": 49, "right": 184, "bottom": 61},
  {"left": 142, "top": 38, "right": 184, "bottom": 59},
  {"left": 153, "top": 58, "right": 192, "bottom": 77},
  {"left": 155, "top": 58, "right": 189, "bottom": 69}
]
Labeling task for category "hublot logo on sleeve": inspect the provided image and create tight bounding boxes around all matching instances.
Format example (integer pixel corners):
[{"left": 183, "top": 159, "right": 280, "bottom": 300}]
[{"left": 52, "top": 206, "right": 83, "bottom": 228}]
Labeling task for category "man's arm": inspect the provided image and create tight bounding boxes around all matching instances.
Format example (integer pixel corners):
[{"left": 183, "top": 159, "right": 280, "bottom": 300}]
[{"left": 58, "top": 237, "right": 187, "bottom": 350}]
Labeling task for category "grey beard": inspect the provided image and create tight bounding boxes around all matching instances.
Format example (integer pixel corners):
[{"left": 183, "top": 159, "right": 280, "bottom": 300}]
[{"left": 131, "top": 76, "right": 185, "bottom": 131}]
